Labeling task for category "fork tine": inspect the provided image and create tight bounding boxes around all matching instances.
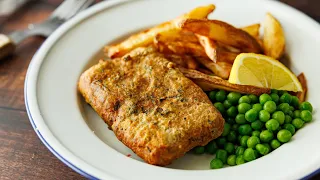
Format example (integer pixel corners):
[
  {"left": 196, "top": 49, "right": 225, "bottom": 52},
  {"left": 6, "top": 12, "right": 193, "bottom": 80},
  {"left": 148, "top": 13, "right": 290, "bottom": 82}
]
[
  {"left": 66, "top": 0, "right": 94, "bottom": 19},
  {"left": 50, "top": 0, "right": 94, "bottom": 21}
]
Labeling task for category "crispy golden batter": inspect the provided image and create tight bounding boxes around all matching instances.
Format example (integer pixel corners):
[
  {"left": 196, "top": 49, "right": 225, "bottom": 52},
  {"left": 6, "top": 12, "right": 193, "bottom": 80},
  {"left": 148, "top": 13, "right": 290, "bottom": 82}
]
[{"left": 78, "top": 47, "right": 224, "bottom": 166}]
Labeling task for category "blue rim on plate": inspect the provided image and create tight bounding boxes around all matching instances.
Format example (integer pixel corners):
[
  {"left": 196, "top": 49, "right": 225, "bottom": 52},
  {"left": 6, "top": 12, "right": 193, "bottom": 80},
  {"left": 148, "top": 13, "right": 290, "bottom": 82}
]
[
  {"left": 24, "top": 74, "right": 98, "bottom": 180},
  {"left": 23, "top": 0, "right": 320, "bottom": 179}
]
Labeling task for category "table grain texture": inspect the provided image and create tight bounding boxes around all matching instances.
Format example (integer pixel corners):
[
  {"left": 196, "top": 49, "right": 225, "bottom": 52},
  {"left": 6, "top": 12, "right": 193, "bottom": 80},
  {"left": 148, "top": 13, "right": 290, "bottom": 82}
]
[{"left": 0, "top": 0, "right": 319, "bottom": 179}]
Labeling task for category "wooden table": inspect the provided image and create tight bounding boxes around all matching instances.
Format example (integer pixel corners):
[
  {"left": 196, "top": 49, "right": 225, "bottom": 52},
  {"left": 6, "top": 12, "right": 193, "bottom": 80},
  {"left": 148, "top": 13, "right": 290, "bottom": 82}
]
[{"left": 0, "top": 0, "right": 319, "bottom": 179}]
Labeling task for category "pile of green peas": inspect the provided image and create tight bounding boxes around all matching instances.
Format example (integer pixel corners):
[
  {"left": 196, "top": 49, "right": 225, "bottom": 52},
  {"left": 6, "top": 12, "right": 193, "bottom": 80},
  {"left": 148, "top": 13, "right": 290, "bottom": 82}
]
[{"left": 193, "top": 89, "right": 314, "bottom": 169}]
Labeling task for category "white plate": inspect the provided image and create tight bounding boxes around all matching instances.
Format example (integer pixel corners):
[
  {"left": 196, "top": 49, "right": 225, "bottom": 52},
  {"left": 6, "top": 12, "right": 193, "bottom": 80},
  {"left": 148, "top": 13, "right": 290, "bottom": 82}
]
[{"left": 25, "top": 0, "right": 320, "bottom": 179}]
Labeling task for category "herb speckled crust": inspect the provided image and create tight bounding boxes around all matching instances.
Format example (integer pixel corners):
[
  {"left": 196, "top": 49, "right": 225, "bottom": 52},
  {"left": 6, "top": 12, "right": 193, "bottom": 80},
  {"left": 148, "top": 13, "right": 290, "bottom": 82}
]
[{"left": 78, "top": 47, "right": 224, "bottom": 166}]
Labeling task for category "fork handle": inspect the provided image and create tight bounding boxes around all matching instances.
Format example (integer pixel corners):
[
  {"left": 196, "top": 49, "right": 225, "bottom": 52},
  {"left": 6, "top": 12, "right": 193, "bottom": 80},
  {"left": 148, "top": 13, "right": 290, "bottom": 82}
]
[{"left": 0, "top": 34, "right": 16, "bottom": 60}]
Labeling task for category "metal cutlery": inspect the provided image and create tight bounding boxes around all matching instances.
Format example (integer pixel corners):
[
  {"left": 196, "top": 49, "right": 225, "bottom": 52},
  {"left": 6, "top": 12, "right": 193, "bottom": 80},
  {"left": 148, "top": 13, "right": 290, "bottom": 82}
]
[{"left": 0, "top": 0, "right": 95, "bottom": 60}]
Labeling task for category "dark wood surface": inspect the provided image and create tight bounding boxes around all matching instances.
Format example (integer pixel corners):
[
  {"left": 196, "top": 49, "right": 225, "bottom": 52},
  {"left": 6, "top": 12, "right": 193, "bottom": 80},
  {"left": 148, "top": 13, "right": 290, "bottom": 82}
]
[{"left": 0, "top": 0, "right": 319, "bottom": 179}]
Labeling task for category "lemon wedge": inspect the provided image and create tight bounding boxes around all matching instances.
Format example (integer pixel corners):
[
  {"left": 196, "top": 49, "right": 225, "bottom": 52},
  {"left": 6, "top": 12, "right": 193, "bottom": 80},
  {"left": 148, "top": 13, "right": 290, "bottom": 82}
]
[{"left": 229, "top": 53, "right": 302, "bottom": 92}]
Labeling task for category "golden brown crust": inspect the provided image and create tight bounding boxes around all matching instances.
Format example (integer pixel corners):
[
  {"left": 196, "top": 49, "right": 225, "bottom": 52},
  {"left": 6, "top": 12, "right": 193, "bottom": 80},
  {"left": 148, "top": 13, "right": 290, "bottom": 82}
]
[
  {"left": 296, "top": 73, "right": 307, "bottom": 102},
  {"left": 78, "top": 47, "right": 224, "bottom": 166}
]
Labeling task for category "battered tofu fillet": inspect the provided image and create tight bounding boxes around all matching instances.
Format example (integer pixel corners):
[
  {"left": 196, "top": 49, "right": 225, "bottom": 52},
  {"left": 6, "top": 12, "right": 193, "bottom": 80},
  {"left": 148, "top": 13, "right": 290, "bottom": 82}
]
[{"left": 78, "top": 47, "right": 224, "bottom": 166}]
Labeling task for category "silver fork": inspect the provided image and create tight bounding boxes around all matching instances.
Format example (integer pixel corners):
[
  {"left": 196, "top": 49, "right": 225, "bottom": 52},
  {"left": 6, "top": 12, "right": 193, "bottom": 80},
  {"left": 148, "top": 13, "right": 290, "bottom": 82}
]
[{"left": 0, "top": 0, "right": 95, "bottom": 60}]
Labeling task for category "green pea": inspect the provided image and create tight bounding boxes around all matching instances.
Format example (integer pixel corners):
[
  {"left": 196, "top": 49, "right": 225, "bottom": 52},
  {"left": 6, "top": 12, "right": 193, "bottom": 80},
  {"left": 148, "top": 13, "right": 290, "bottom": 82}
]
[
  {"left": 216, "top": 149, "right": 228, "bottom": 164},
  {"left": 214, "top": 102, "right": 225, "bottom": 114},
  {"left": 292, "top": 118, "right": 304, "bottom": 129},
  {"left": 271, "top": 89, "right": 278, "bottom": 94},
  {"left": 300, "top": 110, "right": 312, "bottom": 122},
  {"left": 232, "top": 124, "right": 240, "bottom": 131},
  {"left": 205, "top": 141, "right": 218, "bottom": 154},
  {"left": 227, "top": 131, "right": 237, "bottom": 143},
  {"left": 238, "top": 135, "right": 243, "bottom": 143},
  {"left": 238, "top": 124, "right": 253, "bottom": 136},
  {"left": 280, "top": 93, "right": 292, "bottom": 104},
  {"left": 266, "top": 119, "right": 280, "bottom": 131},
  {"left": 252, "top": 130, "right": 261, "bottom": 137},
  {"left": 272, "top": 111, "right": 285, "bottom": 125},
  {"left": 263, "top": 101, "right": 277, "bottom": 113},
  {"left": 227, "top": 92, "right": 242, "bottom": 105},
  {"left": 259, "top": 94, "right": 272, "bottom": 105},
  {"left": 226, "top": 117, "right": 236, "bottom": 125},
  {"left": 223, "top": 99, "right": 233, "bottom": 109},
  {"left": 256, "top": 144, "right": 269, "bottom": 155},
  {"left": 270, "top": 139, "right": 281, "bottom": 150},
  {"left": 227, "top": 155, "right": 237, "bottom": 166},
  {"left": 236, "top": 146, "right": 245, "bottom": 155},
  {"left": 238, "top": 103, "right": 251, "bottom": 114},
  {"left": 293, "top": 110, "right": 301, "bottom": 118},
  {"left": 291, "top": 96, "right": 300, "bottom": 108},
  {"left": 194, "top": 146, "right": 205, "bottom": 154},
  {"left": 236, "top": 155, "right": 246, "bottom": 165},
  {"left": 263, "top": 143, "right": 271, "bottom": 152},
  {"left": 254, "top": 150, "right": 260, "bottom": 159},
  {"left": 278, "top": 90, "right": 287, "bottom": 96},
  {"left": 244, "top": 148, "right": 256, "bottom": 162},
  {"left": 289, "top": 106, "right": 295, "bottom": 111},
  {"left": 299, "top": 102, "right": 313, "bottom": 112},
  {"left": 270, "top": 93, "right": 279, "bottom": 104},
  {"left": 247, "top": 136, "right": 260, "bottom": 148},
  {"left": 287, "top": 110, "right": 293, "bottom": 117},
  {"left": 277, "top": 129, "right": 292, "bottom": 143},
  {"left": 251, "top": 120, "right": 263, "bottom": 130},
  {"left": 278, "top": 103, "right": 290, "bottom": 114},
  {"left": 221, "top": 123, "right": 231, "bottom": 137},
  {"left": 209, "top": 91, "right": 216, "bottom": 101},
  {"left": 215, "top": 90, "right": 226, "bottom": 102},
  {"left": 284, "top": 115, "right": 292, "bottom": 124},
  {"left": 227, "top": 106, "right": 238, "bottom": 118},
  {"left": 224, "top": 142, "right": 235, "bottom": 154},
  {"left": 252, "top": 103, "right": 263, "bottom": 112},
  {"left": 216, "top": 137, "right": 227, "bottom": 148},
  {"left": 283, "top": 123, "right": 296, "bottom": 135},
  {"left": 210, "top": 158, "right": 224, "bottom": 169},
  {"left": 235, "top": 114, "right": 246, "bottom": 124},
  {"left": 240, "top": 135, "right": 250, "bottom": 147},
  {"left": 245, "top": 109, "right": 258, "bottom": 122},
  {"left": 259, "top": 110, "right": 270, "bottom": 122},
  {"left": 249, "top": 94, "right": 259, "bottom": 104},
  {"left": 239, "top": 95, "right": 251, "bottom": 104},
  {"left": 260, "top": 130, "right": 274, "bottom": 143}
]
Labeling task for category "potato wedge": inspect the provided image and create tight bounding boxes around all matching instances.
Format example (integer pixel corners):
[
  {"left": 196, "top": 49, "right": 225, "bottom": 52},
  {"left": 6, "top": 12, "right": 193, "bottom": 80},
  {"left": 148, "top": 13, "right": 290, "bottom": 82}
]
[
  {"left": 163, "top": 54, "right": 188, "bottom": 68},
  {"left": 296, "top": 73, "right": 307, "bottom": 102},
  {"left": 155, "top": 30, "right": 199, "bottom": 44},
  {"left": 179, "top": 19, "right": 262, "bottom": 53},
  {"left": 197, "top": 35, "right": 218, "bottom": 62},
  {"left": 163, "top": 54, "right": 199, "bottom": 70},
  {"left": 105, "top": 4, "right": 215, "bottom": 58},
  {"left": 179, "top": 68, "right": 271, "bottom": 96},
  {"left": 154, "top": 39, "right": 208, "bottom": 59},
  {"left": 197, "top": 35, "right": 239, "bottom": 63},
  {"left": 195, "top": 57, "right": 232, "bottom": 79},
  {"left": 197, "top": 68, "right": 213, "bottom": 75},
  {"left": 263, "top": 13, "right": 285, "bottom": 59},
  {"left": 241, "top": 23, "right": 260, "bottom": 39}
]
